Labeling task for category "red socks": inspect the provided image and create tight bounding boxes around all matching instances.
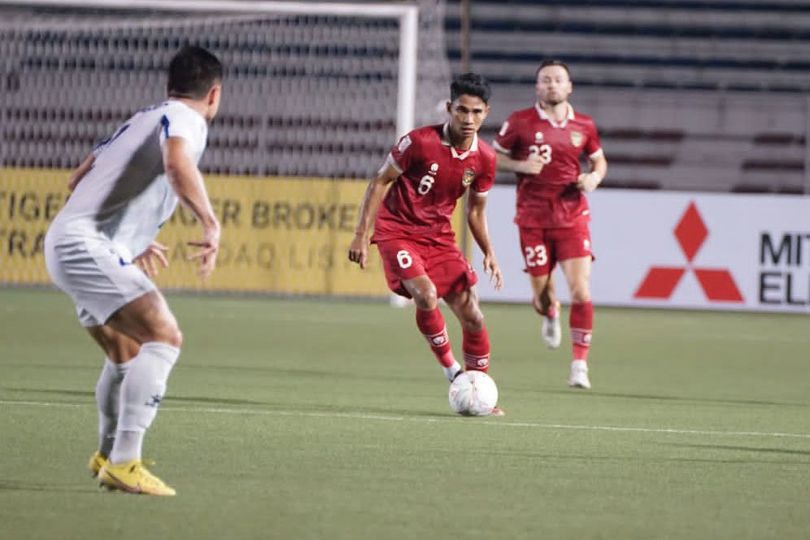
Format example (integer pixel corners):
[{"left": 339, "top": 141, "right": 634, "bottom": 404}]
[
  {"left": 416, "top": 308, "right": 491, "bottom": 373},
  {"left": 570, "top": 301, "right": 593, "bottom": 361},
  {"left": 462, "top": 327, "right": 490, "bottom": 373},
  {"left": 415, "top": 308, "right": 454, "bottom": 367}
]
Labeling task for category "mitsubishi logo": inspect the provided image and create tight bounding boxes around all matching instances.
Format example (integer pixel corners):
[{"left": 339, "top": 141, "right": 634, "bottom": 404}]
[{"left": 635, "top": 202, "right": 743, "bottom": 302}]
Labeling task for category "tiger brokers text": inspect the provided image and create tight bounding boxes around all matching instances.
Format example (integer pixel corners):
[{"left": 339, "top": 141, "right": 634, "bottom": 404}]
[{"left": 169, "top": 199, "right": 358, "bottom": 232}]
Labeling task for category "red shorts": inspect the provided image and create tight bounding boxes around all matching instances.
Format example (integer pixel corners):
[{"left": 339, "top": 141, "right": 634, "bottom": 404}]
[
  {"left": 376, "top": 239, "right": 477, "bottom": 299},
  {"left": 518, "top": 225, "right": 593, "bottom": 276}
]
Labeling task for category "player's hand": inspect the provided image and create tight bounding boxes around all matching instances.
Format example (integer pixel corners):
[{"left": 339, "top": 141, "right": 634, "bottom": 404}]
[
  {"left": 348, "top": 233, "right": 369, "bottom": 269},
  {"left": 517, "top": 154, "right": 545, "bottom": 175},
  {"left": 134, "top": 241, "right": 169, "bottom": 277},
  {"left": 188, "top": 225, "right": 220, "bottom": 279},
  {"left": 483, "top": 252, "right": 504, "bottom": 291},
  {"left": 577, "top": 172, "right": 601, "bottom": 192}
]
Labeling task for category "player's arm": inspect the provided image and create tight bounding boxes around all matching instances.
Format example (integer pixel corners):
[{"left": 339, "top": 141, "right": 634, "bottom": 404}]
[
  {"left": 348, "top": 163, "right": 399, "bottom": 269},
  {"left": 495, "top": 150, "right": 545, "bottom": 176},
  {"left": 577, "top": 150, "right": 607, "bottom": 193},
  {"left": 162, "top": 137, "right": 221, "bottom": 278},
  {"left": 467, "top": 191, "right": 503, "bottom": 290},
  {"left": 67, "top": 153, "right": 96, "bottom": 191}
]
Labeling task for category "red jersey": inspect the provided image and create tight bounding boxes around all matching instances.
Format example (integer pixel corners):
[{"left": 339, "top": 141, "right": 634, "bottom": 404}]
[
  {"left": 494, "top": 104, "right": 602, "bottom": 228},
  {"left": 372, "top": 123, "right": 496, "bottom": 243}
]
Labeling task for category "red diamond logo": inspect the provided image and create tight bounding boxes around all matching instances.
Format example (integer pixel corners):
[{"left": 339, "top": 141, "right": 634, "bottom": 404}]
[
  {"left": 635, "top": 202, "right": 743, "bottom": 303},
  {"left": 674, "top": 202, "right": 707, "bottom": 262}
]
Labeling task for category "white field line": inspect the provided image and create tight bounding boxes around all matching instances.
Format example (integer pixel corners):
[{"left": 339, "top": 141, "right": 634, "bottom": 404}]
[{"left": 3, "top": 399, "right": 810, "bottom": 441}]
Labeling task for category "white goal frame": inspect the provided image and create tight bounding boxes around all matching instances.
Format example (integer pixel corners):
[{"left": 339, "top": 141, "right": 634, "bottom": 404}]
[{"left": 0, "top": 0, "right": 419, "bottom": 138}]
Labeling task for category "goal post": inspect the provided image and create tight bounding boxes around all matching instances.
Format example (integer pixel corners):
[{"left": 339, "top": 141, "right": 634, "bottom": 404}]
[
  {"left": 0, "top": 0, "right": 455, "bottom": 297},
  {"left": 0, "top": 0, "right": 419, "bottom": 140}
]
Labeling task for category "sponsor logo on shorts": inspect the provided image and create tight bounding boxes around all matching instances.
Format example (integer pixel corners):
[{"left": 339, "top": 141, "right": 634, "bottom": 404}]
[
  {"left": 534, "top": 131, "right": 544, "bottom": 142},
  {"left": 430, "top": 162, "right": 439, "bottom": 173}
]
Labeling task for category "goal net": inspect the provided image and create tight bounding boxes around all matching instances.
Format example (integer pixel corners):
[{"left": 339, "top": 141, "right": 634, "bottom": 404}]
[{"left": 0, "top": 0, "right": 455, "bottom": 295}]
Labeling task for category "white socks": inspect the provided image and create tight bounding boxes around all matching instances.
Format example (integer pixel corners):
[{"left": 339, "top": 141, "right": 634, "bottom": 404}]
[
  {"left": 443, "top": 361, "right": 462, "bottom": 382},
  {"left": 95, "top": 358, "right": 130, "bottom": 457},
  {"left": 109, "top": 342, "right": 180, "bottom": 464}
]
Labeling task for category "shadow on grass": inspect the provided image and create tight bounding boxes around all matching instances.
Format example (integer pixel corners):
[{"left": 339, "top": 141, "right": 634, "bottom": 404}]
[
  {"left": 667, "top": 442, "right": 810, "bottom": 458},
  {"left": 0, "top": 480, "right": 99, "bottom": 494},
  {"left": 0, "top": 387, "right": 93, "bottom": 399},
  {"left": 0, "top": 387, "right": 452, "bottom": 419},
  {"left": 536, "top": 388, "right": 810, "bottom": 409},
  {"left": 1, "top": 387, "right": 270, "bottom": 407},
  {"left": 178, "top": 364, "right": 432, "bottom": 384}
]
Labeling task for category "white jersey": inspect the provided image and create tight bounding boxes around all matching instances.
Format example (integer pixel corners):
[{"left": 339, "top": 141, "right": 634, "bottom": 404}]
[{"left": 49, "top": 100, "right": 208, "bottom": 261}]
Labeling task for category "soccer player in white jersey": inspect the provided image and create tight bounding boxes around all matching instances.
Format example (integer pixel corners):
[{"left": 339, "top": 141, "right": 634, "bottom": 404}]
[{"left": 44, "top": 46, "right": 223, "bottom": 496}]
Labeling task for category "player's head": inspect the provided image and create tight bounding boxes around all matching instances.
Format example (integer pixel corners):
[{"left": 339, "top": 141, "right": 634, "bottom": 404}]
[
  {"left": 447, "top": 73, "right": 491, "bottom": 140},
  {"left": 167, "top": 46, "right": 223, "bottom": 121},
  {"left": 535, "top": 59, "right": 572, "bottom": 107},
  {"left": 450, "top": 72, "right": 492, "bottom": 104}
]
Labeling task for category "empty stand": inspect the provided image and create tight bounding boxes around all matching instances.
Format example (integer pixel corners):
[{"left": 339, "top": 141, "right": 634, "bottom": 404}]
[{"left": 447, "top": 0, "right": 810, "bottom": 193}]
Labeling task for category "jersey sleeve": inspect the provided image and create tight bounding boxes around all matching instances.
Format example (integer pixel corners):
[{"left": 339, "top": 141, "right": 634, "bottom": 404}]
[
  {"left": 387, "top": 131, "right": 419, "bottom": 173},
  {"left": 493, "top": 113, "right": 519, "bottom": 155},
  {"left": 473, "top": 150, "right": 496, "bottom": 194},
  {"left": 159, "top": 105, "right": 205, "bottom": 150},
  {"left": 585, "top": 119, "right": 603, "bottom": 158}
]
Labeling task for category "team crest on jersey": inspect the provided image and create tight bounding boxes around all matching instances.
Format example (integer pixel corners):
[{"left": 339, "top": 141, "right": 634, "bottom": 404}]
[
  {"left": 570, "top": 131, "right": 583, "bottom": 147},
  {"left": 462, "top": 168, "right": 475, "bottom": 186},
  {"left": 534, "top": 131, "right": 544, "bottom": 142}
]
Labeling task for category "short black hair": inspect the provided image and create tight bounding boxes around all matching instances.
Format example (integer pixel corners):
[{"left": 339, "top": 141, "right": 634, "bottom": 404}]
[
  {"left": 536, "top": 59, "right": 571, "bottom": 78},
  {"left": 450, "top": 72, "right": 491, "bottom": 104},
  {"left": 167, "top": 46, "right": 223, "bottom": 99}
]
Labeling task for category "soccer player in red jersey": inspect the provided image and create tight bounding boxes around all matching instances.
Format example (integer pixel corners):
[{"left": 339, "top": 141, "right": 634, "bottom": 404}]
[
  {"left": 494, "top": 60, "right": 608, "bottom": 389},
  {"left": 348, "top": 73, "right": 504, "bottom": 411}
]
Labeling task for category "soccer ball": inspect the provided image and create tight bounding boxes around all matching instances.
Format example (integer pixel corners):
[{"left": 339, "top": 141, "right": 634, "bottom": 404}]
[{"left": 448, "top": 371, "right": 499, "bottom": 416}]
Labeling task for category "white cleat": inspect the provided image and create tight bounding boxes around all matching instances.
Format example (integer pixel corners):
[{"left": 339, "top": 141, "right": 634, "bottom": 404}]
[
  {"left": 541, "top": 302, "right": 562, "bottom": 349},
  {"left": 567, "top": 360, "right": 591, "bottom": 389}
]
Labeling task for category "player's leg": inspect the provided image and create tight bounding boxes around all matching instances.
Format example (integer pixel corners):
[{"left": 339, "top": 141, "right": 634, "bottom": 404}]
[
  {"left": 401, "top": 275, "right": 462, "bottom": 381},
  {"left": 520, "top": 227, "right": 561, "bottom": 349},
  {"left": 443, "top": 286, "right": 490, "bottom": 374},
  {"left": 427, "top": 244, "right": 493, "bottom": 377},
  {"left": 85, "top": 325, "right": 140, "bottom": 476},
  {"left": 44, "top": 235, "right": 177, "bottom": 493},
  {"left": 530, "top": 273, "right": 561, "bottom": 349},
  {"left": 378, "top": 240, "right": 462, "bottom": 381},
  {"left": 444, "top": 287, "right": 504, "bottom": 416},
  {"left": 559, "top": 255, "right": 593, "bottom": 389},
  {"left": 98, "top": 290, "right": 182, "bottom": 496}
]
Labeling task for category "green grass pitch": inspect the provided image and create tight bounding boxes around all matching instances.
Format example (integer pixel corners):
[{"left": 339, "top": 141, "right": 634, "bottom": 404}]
[{"left": 1, "top": 287, "right": 809, "bottom": 539}]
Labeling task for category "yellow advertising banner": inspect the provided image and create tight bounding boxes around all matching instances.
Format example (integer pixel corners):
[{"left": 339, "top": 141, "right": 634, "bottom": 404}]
[{"left": 0, "top": 168, "right": 465, "bottom": 296}]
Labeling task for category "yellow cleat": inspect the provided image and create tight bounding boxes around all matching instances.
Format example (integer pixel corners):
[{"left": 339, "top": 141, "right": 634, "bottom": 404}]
[
  {"left": 88, "top": 451, "right": 108, "bottom": 478},
  {"left": 98, "top": 460, "right": 176, "bottom": 496}
]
